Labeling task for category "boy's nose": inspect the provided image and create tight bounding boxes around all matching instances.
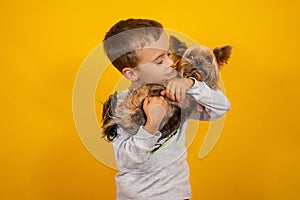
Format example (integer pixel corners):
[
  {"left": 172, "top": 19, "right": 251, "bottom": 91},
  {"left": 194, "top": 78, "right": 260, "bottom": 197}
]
[{"left": 165, "top": 56, "right": 174, "bottom": 67}]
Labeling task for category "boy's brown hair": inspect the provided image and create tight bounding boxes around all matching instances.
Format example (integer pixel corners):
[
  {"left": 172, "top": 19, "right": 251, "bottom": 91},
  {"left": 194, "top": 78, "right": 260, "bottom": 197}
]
[{"left": 103, "top": 18, "right": 164, "bottom": 72}]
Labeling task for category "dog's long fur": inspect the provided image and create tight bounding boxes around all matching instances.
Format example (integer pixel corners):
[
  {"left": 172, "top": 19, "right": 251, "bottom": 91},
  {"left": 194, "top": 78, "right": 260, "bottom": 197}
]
[
  {"left": 102, "top": 36, "right": 232, "bottom": 142},
  {"left": 102, "top": 70, "right": 198, "bottom": 141}
]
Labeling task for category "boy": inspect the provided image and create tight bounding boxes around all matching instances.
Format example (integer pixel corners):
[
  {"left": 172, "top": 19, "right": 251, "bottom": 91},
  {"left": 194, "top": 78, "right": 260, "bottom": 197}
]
[{"left": 103, "top": 18, "right": 230, "bottom": 200}]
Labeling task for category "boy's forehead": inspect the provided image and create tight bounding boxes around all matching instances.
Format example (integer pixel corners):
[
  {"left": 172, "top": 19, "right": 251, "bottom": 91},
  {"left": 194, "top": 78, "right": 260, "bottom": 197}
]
[{"left": 134, "top": 32, "right": 170, "bottom": 66}]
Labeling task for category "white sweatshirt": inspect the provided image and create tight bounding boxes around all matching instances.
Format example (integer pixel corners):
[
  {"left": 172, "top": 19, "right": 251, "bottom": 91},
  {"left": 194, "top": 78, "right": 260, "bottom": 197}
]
[{"left": 113, "top": 79, "right": 230, "bottom": 200}]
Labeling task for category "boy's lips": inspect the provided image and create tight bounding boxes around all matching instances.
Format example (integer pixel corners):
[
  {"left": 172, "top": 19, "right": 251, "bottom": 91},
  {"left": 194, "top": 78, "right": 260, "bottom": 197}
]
[
  {"left": 165, "top": 69, "right": 180, "bottom": 78},
  {"left": 161, "top": 70, "right": 181, "bottom": 87}
]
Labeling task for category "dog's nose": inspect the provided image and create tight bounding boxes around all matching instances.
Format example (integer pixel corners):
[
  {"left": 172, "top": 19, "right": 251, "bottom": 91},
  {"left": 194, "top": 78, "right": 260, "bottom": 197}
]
[{"left": 195, "top": 60, "right": 203, "bottom": 67}]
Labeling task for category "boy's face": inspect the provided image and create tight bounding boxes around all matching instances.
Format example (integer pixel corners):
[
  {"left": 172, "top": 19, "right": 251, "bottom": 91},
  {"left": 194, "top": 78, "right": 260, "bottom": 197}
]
[{"left": 131, "top": 31, "right": 175, "bottom": 85}]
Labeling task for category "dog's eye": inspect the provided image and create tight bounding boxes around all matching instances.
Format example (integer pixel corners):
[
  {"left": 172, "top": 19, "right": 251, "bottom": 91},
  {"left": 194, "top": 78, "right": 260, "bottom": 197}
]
[
  {"left": 186, "top": 54, "right": 193, "bottom": 60},
  {"left": 195, "top": 60, "right": 203, "bottom": 67},
  {"left": 205, "top": 55, "right": 212, "bottom": 64}
]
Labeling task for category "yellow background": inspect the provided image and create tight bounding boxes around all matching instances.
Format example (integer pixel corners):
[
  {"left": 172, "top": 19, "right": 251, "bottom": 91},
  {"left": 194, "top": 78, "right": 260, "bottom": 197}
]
[{"left": 1, "top": 0, "right": 300, "bottom": 199}]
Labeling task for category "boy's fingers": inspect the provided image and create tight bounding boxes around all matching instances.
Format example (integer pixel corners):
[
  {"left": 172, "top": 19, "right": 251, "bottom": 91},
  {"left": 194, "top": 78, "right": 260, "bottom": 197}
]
[
  {"left": 158, "top": 96, "right": 168, "bottom": 109},
  {"left": 167, "top": 90, "right": 175, "bottom": 101},
  {"left": 166, "top": 84, "right": 176, "bottom": 101},
  {"left": 160, "top": 90, "right": 166, "bottom": 96},
  {"left": 181, "top": 87, "right": 186, "bottom": 103},
  {"left": 175, "top": 87, "right": 181, "bottom": 103}
]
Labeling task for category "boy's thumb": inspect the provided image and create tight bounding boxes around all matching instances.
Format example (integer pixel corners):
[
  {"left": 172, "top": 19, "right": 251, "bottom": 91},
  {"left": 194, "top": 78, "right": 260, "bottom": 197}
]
[{"left": 160, "top": 90, "right": 166, "bottom": 96}]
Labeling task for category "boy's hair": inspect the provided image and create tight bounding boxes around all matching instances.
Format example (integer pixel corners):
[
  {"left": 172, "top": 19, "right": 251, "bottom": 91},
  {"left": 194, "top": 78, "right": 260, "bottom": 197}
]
[{"left": 103, "top": 18, "right": 164, "bottom": 72}]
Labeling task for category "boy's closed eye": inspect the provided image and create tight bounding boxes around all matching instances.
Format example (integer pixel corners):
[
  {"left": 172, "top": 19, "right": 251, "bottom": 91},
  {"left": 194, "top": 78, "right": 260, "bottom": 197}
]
[
  {"left": 156, "top": 58, "right": 164, "bottom": 65},
  {"left": 155, "top": 51, "right": 171, "bottom": 65}
]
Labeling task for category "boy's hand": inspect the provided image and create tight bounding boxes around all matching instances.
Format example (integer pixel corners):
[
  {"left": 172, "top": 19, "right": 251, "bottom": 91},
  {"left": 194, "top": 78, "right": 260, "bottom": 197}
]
[
  {"left": 161, "top": 78, "right": 194, "bottom": 103},
  {"left": 143, "top": 96, "right": 168, "bottom": 135}
]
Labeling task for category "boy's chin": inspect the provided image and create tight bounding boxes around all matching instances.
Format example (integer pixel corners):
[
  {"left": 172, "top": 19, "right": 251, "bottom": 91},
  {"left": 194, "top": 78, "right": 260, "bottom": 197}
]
[
  {"left": 162, "top": 70, "right": 182, "bottom": 86},
  {"left": 143, "top": 79, "right": 165, "bottom": 85},
  {"left": 166, "top": 70, "right": 182, "bottom": 79},
  {"left": 135, "top": 70, "right": 181, "bottom": 87}
]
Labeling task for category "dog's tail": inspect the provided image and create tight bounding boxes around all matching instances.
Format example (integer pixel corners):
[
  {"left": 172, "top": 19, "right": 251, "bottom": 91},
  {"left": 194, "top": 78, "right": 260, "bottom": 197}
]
[{"left": 101, "top": 92, "right": 119, "bottom": 142}]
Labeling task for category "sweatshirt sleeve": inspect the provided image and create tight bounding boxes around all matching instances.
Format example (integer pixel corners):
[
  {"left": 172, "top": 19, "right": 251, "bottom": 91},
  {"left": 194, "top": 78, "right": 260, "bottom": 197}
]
[
  {"left": 186, "top": 77, "right": 231, "bottom": 121},
  {"left": 112, "top": 126, "right": 162, "bottom": 171}
]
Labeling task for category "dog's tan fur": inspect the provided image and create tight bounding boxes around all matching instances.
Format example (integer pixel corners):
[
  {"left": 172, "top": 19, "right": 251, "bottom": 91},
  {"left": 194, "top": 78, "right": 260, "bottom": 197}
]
[{"left": 102, "top": 36, "right": 233, "bottom": 142}]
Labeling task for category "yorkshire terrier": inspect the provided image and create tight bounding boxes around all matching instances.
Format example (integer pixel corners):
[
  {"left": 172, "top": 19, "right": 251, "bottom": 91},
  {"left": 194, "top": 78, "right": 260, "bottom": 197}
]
[{"left": 101, "top": 35, "right": 233, "bottom": 142}]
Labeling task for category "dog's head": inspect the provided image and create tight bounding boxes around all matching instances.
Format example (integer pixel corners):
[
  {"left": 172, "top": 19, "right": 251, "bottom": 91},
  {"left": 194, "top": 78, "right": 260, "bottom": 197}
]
[{"left": 169, "top": 35, "right": 232, "bottom": 90}]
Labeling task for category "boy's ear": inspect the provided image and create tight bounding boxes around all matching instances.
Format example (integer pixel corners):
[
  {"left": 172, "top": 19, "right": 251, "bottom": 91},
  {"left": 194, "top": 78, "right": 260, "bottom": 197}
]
[
  {"left": 213, "top": 45, "right": 233, "bottom": 68},
  {"left": 169, "top": 35, "right": 188, "bottom": 57},
  {"left": 122, "top": 67, "right": 139, "bottom": 81}
]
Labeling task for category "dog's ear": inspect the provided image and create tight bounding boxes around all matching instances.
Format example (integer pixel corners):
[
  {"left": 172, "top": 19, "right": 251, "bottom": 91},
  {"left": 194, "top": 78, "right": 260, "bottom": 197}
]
[
  {"left": 169, "top": 35, "right": 188, "bottom": 57},
  {"left": 213, "top": 45, "right": 233, "bottom": 68}
]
